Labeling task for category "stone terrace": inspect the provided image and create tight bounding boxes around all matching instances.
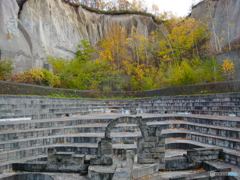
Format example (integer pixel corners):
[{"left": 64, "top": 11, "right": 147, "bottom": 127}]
[
  {"left": 1, "top": 93, "right": 240, "bottom": 120},
  {"left": 0, "top": 94, "right": 240, "bottom": 179}
]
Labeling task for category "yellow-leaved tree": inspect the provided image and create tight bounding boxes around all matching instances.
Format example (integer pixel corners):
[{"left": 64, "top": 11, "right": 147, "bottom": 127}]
[
  {"left": 100, "top": 24, "right": 128, "bottom": 70},
  {"left": 222, "top": 59, "right": 235, "bottom": 80},
  {"left": 158, "top": 16, "right": 209, "bottom": 62}
]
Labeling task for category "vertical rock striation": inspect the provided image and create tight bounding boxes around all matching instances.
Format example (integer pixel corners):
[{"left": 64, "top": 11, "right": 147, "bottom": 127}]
[
  {"left": 191, "top": 0, "right": 240, "bottom": 51},
  {"left": 0, "top": 0, "right": 46, "bottom": 73},
  {"left": 19, "top": 0, "right": 160, "bottom": 59}
]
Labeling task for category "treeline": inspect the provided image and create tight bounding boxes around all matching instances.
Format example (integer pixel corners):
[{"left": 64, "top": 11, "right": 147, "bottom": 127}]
[{"left": 69, "top": 0, "right": 149, "bottom": 12}]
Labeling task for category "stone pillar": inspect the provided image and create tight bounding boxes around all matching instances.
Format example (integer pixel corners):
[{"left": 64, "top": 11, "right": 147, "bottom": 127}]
[
  {"left": 112, "top": 150, "right": 134, "bottom": 180},
  {"left": 137, "top": 127, "right": 165, "bottom": 170},
  {"left": 90, "top": 138, "right": 113, "bottom": 165}
]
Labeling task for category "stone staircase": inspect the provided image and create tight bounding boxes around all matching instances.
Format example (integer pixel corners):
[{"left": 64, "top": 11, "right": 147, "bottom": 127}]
[
  {"left": 0, "top": 114, "right": 239, "bottom": 175},
  {"left": 1, "top": 93, "right": 240, "bottom": 120}
]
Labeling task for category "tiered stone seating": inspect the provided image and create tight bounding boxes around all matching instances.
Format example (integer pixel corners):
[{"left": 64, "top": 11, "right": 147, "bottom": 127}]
[
  {"left": 0, "top": 94, "right": 240, "bottom": 179},
  {"left": 0, "top": 113, "right": 240, "bottom": 175}
]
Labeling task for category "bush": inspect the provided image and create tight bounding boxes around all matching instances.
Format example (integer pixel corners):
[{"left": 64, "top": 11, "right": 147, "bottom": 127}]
[
  {"left": 11, "top": 68, "right": 61, "bottom": 87},
  {"left": 0, "top": 58, "right": 14, "bottom": 80},
  {"left": 164, "top": 57, "right": 223, "bottom": 86}
]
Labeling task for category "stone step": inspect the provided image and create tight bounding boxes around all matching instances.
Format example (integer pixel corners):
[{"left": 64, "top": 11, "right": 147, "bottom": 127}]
[
  {"left": 0, "top": 139, "right": 239, "bottom": 174},
  {"left": 203, "top": 161, "right": 232, "bottom": 172},
  {"left": 0, "top": 114, "right": 239, "bottom": 132},
  {"left": 0, "top": 128, "right": 239, "bottom": 153},
  {"left": 2, "top": 94, "right": 240, "bottom": 119},
  {"left": 0, "top": 120, "right": 239, "bottom": 145}
]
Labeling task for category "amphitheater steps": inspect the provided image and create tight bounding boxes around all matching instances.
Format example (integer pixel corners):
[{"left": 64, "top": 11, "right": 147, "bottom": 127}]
[
  {"left": 0, "top": 114, "right": 239, "bottom": 174},
  {"left": 0, "top": 139, "right": 239, "bottom": 174},
  {"left": 1, "top": 94, "right": 240, "bottom": 120},
  {"left": 0, "top": 115, "right": 239, "bottom": 152},
  {"left": 0, "top": 114, "right": 239, "bottom": 131},
  {"left": 0, "top": 128, "right": 239, "bottom": 153},
  {"left": 0, "top": 119, "right": 239, "bottom": 144}
]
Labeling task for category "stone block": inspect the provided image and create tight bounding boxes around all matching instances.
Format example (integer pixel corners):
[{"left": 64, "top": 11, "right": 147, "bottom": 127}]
[
  {"left": 158, "top": 163, "right": 165, "bottom": 170},
  {"left": 132, "top": 164, "right": 159, "bottom": 179},
  {"left": 143, "top": 148, "right": 151, "bottom": 153},
  {"left": 158, "top": 137, "right": 165, "bottom": 144},
  {"left": 100, "top": 138, "right": 113, "bottom": 155},
  {"left": 160, "top": 153, "right": 165, "bottom": 163},
  {"left": 201, "top": 151, "right": 213, "bottom": 156},
  {"left": 170, "top": 176, "right": 187, "bottom": 180},
  {"left": 152, "top": 153, "right": 161, "bottom": 159},
  {"left": 155, "top": 142, "right": 165, "bottom": 147},
  {"left": 187, "top": 150, "right": 200, "bottom": 157},
  {"left": 88, "top": 164, "right": 116, "bottom": 180},
  {"left": 210, "top": 154, "right": 219, "bottom": 160},
  {"left": 144, "top": 153, "right": 160, "bottom": 159},
  {"left": 126, "top": 150, "right": 134, "bottom": 162},
  {"left": 90, "top": 155, "right": 113, "bottom": 165},
  {"left": 200, "top": 156, "right": 210, "bottom": 161},
  {"left": 151, "top": 147, "right": 165, "bottom": 153},
  {"left": 144, "top": 137, "right": 158, "bottom": 142},
  {"left": 122, "top": 150, "right": 127, "bottom": 161},
  {"left": 112, "top": 167, "right": 132, "bottom": 180},
  {"left": 138, "top": 158, "right": 156, "bottom": 164},
  {"left": 143, "top": 142, "right": 156, "bottom": 148}
]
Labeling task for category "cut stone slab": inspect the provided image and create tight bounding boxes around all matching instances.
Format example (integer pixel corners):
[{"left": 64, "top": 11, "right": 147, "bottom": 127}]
[
  {"left": 88, "top": 164, "right": 117, "bottom": 180},
  {"left": 132, "top": 163, "right": 159, "bottom": 179},
  {"left": 0, "top": 172, "right": 89, "bottom": 180}
]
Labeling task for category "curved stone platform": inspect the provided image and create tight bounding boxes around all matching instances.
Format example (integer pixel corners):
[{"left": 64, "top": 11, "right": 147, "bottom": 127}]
[
  {"left": 0, "top": 113, "right": 239, "bottom": 179},
  {"left": 1, "top": 93, "right": 240, "bottom": 120}
]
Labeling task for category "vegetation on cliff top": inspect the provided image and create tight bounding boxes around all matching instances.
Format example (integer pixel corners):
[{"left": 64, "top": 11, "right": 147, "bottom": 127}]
[{"left": 66, "top": 0, "right": 167, "bottom": 24}]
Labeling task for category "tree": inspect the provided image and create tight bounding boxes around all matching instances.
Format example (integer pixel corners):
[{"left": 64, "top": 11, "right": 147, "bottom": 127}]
[
  {"left": 222, "top": 59, "right": 235, "bottom": 80},
  {"left": 152, "top": 3, "right": 159, "bottom": 15},
  {"left": 100, "top": 24, "right": 128, "bottom": 70},
  {"left": 157, "top": 16, "right": 209, "bottom": 62},
  {"left": 49, "top": 39, "right": 103, "bottom": 90}
]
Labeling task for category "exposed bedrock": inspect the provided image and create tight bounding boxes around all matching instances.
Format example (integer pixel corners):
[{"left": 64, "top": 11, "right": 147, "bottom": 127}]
[
  {"left": 19, "top": 0, "right": 161, "bottom": 59},
  {"left": 191, "top": 0, "right": 240, "bottom": 50},
  {"left": 0, "top": 0, "right": 46, "bottom": 73}
]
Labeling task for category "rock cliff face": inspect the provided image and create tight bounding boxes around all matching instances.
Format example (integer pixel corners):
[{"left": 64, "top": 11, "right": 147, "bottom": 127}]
[
  {"left": 0, "top": 0, "right": 46, "bottom": 73},
  {"left": 191, "top": 0, "right": 240, "bottom": 50},
  {"left": 19, "top": 0, "right": 160, "bottom": 59}
]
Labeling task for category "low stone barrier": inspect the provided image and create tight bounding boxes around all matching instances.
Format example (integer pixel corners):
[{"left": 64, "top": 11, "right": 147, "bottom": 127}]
[{"left": 1, "top": 80, "right": 240, "bottom": 98}]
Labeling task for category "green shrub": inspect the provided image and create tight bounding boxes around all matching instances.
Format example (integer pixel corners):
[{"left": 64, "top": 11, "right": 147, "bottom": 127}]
[
  {"left": 11, "top": 68, "right": 61, "bottom": 87},
  {"left": 0, "top": 58, "right": 14, "bottom": 80}
]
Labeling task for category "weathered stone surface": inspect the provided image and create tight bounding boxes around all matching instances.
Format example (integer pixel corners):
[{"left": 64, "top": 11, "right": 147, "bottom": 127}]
[
  {"left": 143, "top": 142, "right": 156, "bottom": 148},
  {"left": 46, "top": 148, "right": 86, "bottom": 173},
  {"left": 150, "top": 147, "right": 165, "bottom": 153},
  {"left": 187, "top": 148, "right": 223, "bottom": 165},
  {"left": 112, "top": 150, "right": 134, "bottom": 180},
  {"left": 191, "top": 0, "right": 240, "bottom": 50},
  {"left": 100, "top": 138, "right": 113, "bottom": 155},
  {"left": 138, "top": 158, "right": 156, "bottom": 164},
  {"left": 90, "top": 154, "right": 113, "bottom": 165},
  {"left": 19, "top": 0, "right": 161, "bottom": 59},
  {"left": 88, "top": 164, "right": 117, "bottom": 180},
  {"left": 144, "top": 137, "right": 158, "bottom": 142},
  {"left": 0, "top": 0, "right": 46, "bottom": 73},
  {"left": 130, "top": 105, "right": 137, "bottom": 115}
]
